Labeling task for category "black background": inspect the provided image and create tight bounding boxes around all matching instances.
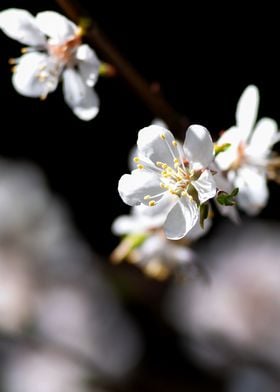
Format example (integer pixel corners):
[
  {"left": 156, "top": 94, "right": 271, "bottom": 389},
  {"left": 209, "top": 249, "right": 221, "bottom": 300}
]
[{"left": 0, "top": 2, "right": 280, "bottom": 390}]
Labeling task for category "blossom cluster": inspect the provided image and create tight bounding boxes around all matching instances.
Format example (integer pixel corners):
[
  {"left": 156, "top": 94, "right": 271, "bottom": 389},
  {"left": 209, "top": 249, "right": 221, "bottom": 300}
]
[{"left": 0, "top": 8, "right": 280, "bottom": 282}]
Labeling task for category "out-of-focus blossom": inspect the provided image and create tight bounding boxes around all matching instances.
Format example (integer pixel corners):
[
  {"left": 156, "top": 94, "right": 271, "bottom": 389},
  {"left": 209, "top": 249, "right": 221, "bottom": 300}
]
[
  {"left": 228, "top": 367, "right": 280, "bottom": 392},
  {"left": 111, "top": 202, "right": 211, "bottom": 280},
  {"left": 34, "top": 283, "right": 141, "bottom": 378},
  {"left": 167, "top": 219, "right": 280, "bottom": 375},
  {"left": 0, "top": 249, "right": 35, "bottom": 333},
  {"left": 2, "top": 348, "right": 94, "bottom": 392},
  {"left": 0, "top": 9, "right": 100, "bottom": 120},
  {"left": 215, "top": 85, "right": 280, "bottom": 214},
  {"left": 0, "top": 158, "right": 142, "bottom": 383},
  {"left": 123, "top": 232, "right": 196, "bottom": 280},
  {"left": 118, "top": 124, "right": 216, "bottom": 239}
]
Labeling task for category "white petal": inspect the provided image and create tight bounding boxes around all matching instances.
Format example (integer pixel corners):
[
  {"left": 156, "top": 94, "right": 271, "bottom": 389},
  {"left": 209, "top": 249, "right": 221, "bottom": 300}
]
[
  {"left": 139, "top": 234, "right": 194, "bottom": 265},
  {"left": 135, "top": 193, "right": 172, "bottom": 218},
  {"left": 215, "top": 126, "right": 243, "bottom": 171},
  {"left": 234, "top": 166, "right": 269, "bottom": 215},
  {"left": 137, "top": 235, "right": 164, "bottom": 261},
  {"left": 111, "top": 215, "right": 139, "bottom": 235},
  {"left": 167, "top": 244, "right": 195, "bottom": 265},
  {"left": 112, "top": 204, "right": 167, "bottom": 235},
  {"left": 62, "top": 68, "right": 99, "bottom": 121},
  {"left": 0, "top": 8, "right": 46, "bottom": 46},
  {"left": 192, "top": 170, "right": 217, "bottom": 204},
  {"left": 118, "top": 170, "right": 162, "bottom": 207},
  {"left": 187, "top": 217, "right": 212, "bottom": 241},
  {"left": 164, "top": 198, "right": 198, "bottom": 240},
  {"left": 12, "top": 53, "right": 59, "bottom": 97},
  {"left": 247, "top": 118, "right": 279, "bottom": 158},
  {"left": 236, "top": 85, "right": 259, "bottom": 141},
  {"left": 35, "top": 11, "right": 77, "bottom": 42},
  {"left": 183, "top": 125, "right": 214, "bottom": 169},
  {"left": 137, "top": 125, "right": 176, "bottom": 168},
  {"left": 76, "top": 44, "right": 100, "bottom": 87}
]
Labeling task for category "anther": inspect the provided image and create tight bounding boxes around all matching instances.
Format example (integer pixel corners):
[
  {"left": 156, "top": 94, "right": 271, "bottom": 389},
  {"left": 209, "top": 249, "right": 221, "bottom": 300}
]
[
  {"left": 137, "top": 164, "right": 144, "bottom": 170},
  {"left": 133, "top": 157, "right": 140, "bottom": 163},
  {"left": 160, "top": 133, "right": 166, "bottom": 140},
  {"left": 172, "top": 140, "right": 178, "bottom": 147},
  {"left": 144, "top": 195, "right": 151, "bottom": 200},
  {"left": 149, "top": 200, "right": 156, "bottom": 206}
]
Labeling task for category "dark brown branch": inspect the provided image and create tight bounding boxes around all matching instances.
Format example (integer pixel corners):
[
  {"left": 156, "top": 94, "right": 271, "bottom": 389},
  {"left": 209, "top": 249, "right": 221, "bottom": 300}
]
[{"left": 55, "top": 0, "right": 189, "bottom": 134}]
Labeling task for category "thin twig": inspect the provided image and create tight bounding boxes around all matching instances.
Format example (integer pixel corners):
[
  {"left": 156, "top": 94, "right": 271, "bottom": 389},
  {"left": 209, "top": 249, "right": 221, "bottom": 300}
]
[{"left": 55, "top": 0, "right": 189, "bottom": 134}]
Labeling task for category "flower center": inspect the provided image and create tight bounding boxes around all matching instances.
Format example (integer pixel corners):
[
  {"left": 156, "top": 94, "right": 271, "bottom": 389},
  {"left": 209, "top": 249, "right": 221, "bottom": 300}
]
[
  {"left": 157, "top": 159, "right": 192, "bottom": 197},
  {"left": 47, "top": 27, "right": 82, "bottom": 65},
  {"left": 267, "top": 156, "right": 280, "bottom": 184},
  {"left": 231, "top": 141, "right": 246, "bottom": 170},
  {"left": 135, "top": 132, "right": 201, "bottom": 206}
]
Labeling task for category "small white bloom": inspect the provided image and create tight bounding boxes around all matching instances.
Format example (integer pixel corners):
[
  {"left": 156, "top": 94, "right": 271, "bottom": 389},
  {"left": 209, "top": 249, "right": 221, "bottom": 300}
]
[
  {"left": 118, "top": 124, "right": 217, "bottom": 240},
  {"left": 0, "top": 9, "right": 100, "bottom": 120},
  {"left": 130, "top": 233, "right": 196, "bottom": 280},
  {"left": 215, "top": 85, "right": 280, "bottom": 215}
]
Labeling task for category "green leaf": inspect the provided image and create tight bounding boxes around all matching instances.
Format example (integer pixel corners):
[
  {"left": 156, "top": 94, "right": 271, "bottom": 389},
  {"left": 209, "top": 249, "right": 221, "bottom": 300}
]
[
  {"left": 216, "top": 188, "right": 239, "bottom": 206},
  {"left": 200, "top": 203, "right": 209, "bottom": 229},
  {"left": 214, "top": 143, "right": 231, "bottom": 157}
]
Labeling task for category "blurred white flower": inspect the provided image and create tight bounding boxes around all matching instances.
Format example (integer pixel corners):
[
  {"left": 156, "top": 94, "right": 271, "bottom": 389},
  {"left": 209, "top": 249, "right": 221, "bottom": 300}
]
[
  {"left": 34, "top": 283, "right": 141, "bottom": 378},
  {"left": 111, "top": 202, "right": 211, "bottom": 279},
  {"left": 0, "top": 9, "right": 100, "bottom": 120},
  {"left": 215, "top": 85, "right": 280, "bottom": 215},
  {"left": 126, "top": 233, "right": 196, "bottom": 280},
  {"left": 0, "top": 249, "right": 35, "bottom": 333},
  {"left": 167, "top": 219, "right": 280, "bottom": 373},
  {"left": 112, "top": 204, "right": 167, "bottom": 236},
  {"left": 118, "top": 124, "right": 216, "bottom": 240},
  {"left": 0, "top": 158, "right": 142, "bottom": 380},
  {"left": 3, "top": 348, "right": 94, "bottom": 392}
]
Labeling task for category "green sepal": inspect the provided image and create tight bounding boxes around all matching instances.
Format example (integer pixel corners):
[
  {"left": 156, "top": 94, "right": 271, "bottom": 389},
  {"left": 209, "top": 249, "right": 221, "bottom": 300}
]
[
  {"left": 199, "top": 202, "right": 209, "bottom": 229},
  {"left": 216, "top": 187, "right": 239, "bottom": 206},
  {"left": 214, "top": 143, "right": 231, "bottom": 157}
]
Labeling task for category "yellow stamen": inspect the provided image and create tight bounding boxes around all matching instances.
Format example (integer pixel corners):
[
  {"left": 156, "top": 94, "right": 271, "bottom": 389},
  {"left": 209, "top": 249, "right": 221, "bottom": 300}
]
[
  {"left": 149, "top": 200, "right": 156, "bottom": 206},
  {"left": 137, "top": 164, "right": 144, "bottom": 169},
  {"left": 133, "top": 157, "right": 140, "bottom": 163},
  {"left": 160, "top": 133, "right": 166, "bottom": 140}
]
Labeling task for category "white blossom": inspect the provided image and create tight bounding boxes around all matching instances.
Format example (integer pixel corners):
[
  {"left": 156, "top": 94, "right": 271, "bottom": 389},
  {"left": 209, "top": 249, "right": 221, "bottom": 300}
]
[
  {"left": 111, "top": 203, "right": 211, "bottom": 279},
  {"left": 118, "top": 124, "right": 217, "bottom": 240},
  {"left": 128, "top": 233, "right": 196, "bottom": 280},
  {"left": 215, "top": 85, "right": 280, "bottom": 215},
  {"left": 0, "top": 9, "right": 100, "bottom": 120}
]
